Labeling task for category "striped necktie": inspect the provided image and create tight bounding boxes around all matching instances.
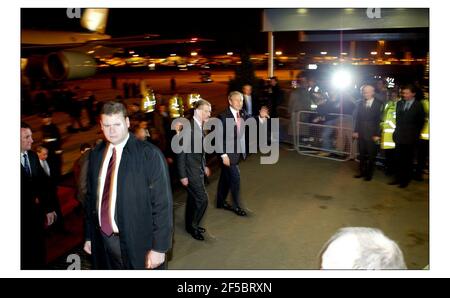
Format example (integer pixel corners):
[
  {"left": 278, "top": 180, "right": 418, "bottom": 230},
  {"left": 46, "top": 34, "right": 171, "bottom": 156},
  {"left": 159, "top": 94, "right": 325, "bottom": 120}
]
[
  {"left": 100, "top": 147, "right": 116, "bottom": 236},
  {"left": 23, "top": 153, "right": 31, "bottom": 177}
]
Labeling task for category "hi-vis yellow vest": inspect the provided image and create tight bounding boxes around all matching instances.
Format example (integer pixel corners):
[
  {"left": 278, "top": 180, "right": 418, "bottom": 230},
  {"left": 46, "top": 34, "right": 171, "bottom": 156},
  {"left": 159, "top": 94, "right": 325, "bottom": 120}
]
[
  {"left": 380, "top": 100, "right": 397, "bottom": 149},
  {"left": 420, "top": 99, "right": 429, "bottom": 140}
]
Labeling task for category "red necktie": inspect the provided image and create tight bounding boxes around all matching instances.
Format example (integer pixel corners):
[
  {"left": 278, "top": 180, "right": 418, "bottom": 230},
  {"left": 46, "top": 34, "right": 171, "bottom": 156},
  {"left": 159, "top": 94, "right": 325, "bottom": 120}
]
[
  {"left": 101, "top": 147, "right": 116, "bottom": 236},
  {"left": 236, "top": 111, "right": 241, "bottom": 134}
]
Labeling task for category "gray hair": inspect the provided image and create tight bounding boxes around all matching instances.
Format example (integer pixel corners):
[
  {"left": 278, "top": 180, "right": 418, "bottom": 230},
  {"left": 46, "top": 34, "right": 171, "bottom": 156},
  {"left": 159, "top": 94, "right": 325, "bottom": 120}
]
[
  {"left": 228, "top": 91, "right": 243, "bottom": 101},
  {"left": 193, "top": 98, "right": 211, "bottom": 110},
  {"left": 320, "top": 227, "right": 407, "bottom": 270}
]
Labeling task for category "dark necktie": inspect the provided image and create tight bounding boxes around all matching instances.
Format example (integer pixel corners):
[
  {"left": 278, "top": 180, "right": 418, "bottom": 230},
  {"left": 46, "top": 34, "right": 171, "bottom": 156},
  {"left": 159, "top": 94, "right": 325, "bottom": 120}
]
[
  {"left": 404, "top": 101, "right": 410, "bottom": 111},
  {"left": 101, "top": 147, "right": 116, "bottom": 236},
  {"left": 23, "top": 153, "right": 31, "bottom": 177}
]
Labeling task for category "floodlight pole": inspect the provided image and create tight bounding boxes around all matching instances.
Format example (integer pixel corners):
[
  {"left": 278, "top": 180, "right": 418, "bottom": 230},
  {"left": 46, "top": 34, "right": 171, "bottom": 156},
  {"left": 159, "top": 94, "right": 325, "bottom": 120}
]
[{"left": 268, "top": 31, "right": 274, "bottom": 78}]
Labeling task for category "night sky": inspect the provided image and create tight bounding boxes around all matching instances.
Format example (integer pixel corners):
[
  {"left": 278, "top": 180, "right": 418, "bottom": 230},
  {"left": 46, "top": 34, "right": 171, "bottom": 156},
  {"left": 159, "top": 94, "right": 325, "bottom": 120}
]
[
  {"left": 21, "top": 8, "right": 270, "bottom": 54},
  {"left": 21, "top": 8, "right": 428, "bottom": 57}
]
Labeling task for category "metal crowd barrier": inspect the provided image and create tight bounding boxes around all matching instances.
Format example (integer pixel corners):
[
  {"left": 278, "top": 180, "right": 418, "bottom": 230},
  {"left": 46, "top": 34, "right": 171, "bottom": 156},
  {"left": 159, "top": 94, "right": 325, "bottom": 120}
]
[{"left": 293, "top": 111, "right": 356, "bottom": 161}]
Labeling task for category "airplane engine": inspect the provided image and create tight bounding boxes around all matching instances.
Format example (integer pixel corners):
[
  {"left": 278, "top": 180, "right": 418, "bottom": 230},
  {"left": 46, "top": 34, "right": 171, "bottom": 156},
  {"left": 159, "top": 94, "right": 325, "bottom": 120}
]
[{"left": 44, "top": 51, "right": 96, "bottom": 80}]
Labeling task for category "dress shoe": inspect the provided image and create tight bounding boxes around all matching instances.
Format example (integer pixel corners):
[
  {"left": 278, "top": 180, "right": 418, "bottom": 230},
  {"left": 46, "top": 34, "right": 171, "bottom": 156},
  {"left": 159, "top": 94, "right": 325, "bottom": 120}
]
[
  {"left": 364, "top": 176, "right": 372, "bottom": 181},
  {"left": 234, "top": 207, "right": 247, "bottom": 216},
  {"left": 190, "top": 230, "right": 204, "bottom": 241},
  {"left": 217, "top": 202, "right": 234, "bottom": 211},
  {"left": 388, "top": 180, "right": 400, "bottom": 185},
  {"left": 354, "top": 174, "right": 364, "bottom": 179},
  {"left": 196, "top": 227, "right": 206, "bottom": 233}
]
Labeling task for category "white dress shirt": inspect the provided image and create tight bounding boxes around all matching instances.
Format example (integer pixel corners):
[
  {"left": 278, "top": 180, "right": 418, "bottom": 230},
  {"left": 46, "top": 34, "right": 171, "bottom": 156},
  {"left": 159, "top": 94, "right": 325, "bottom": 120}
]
[
  {"left": 222, "top": 106, "right": 243, "bottom": 158},
  {"left": 40, "top": 159, "right": 51, "bottom": 176},
  {"left": 244, "top": 94, "right": 252, "bottom": 116},
  {"left": 365, "top": 98, "right": 374, "bottom": 109},
  {"left": 98, "top": 133, "right": 130, "bottom": 233}
]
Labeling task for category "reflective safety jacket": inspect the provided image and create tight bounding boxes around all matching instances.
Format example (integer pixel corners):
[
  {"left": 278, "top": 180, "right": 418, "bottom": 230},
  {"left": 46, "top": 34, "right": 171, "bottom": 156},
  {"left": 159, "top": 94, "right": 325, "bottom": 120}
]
[
  {"left": 420, "top": 98, "right": 429, "bottom": 140},
  {"left": 380, "top": 100, "right": 397, "bottom": 149}
]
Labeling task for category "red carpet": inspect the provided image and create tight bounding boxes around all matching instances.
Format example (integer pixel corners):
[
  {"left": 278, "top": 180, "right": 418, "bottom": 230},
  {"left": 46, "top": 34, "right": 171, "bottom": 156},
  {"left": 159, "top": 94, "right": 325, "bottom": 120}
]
[{"left": 46, "top": 186, "right": 84, "bottom": 264}]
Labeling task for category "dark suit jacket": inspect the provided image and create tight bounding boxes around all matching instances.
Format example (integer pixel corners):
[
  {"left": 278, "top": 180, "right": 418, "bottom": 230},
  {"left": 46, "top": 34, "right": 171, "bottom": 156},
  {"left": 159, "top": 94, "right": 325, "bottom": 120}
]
[
  {"left": 393, "top": 99, "right": 425, "bottom": 145},
  {"left": 354, "top": 99, "right": 383, "bottom": 140},
  {"left": 218, "top": 107, "right": 249, "bottom": 165},
  {"left": 176, "top": 119, "right": 206, "bottom": 184},
  {"left": 21, "top": 150, "right": 54, "bottom": 268},
  {"left": 85, "top": 134, "right": 173, "bottom": 269},
  {"left": 21, "top": 151, "right": 54, "bottom": 222}
]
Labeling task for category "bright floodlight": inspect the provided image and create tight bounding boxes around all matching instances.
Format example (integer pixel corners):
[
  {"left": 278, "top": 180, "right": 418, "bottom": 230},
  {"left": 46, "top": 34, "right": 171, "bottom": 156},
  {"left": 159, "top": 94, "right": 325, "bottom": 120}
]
[{"left": 332, "top": 70, "right": 352, "bottom": 89}]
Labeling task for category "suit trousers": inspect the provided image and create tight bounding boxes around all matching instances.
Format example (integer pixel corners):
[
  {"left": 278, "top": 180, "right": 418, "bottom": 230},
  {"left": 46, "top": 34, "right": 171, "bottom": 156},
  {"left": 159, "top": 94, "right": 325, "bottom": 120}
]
[
  {"left": 358, "top": 138, "right": 378, "bottom": 178},
  {"left": 216, "top": 164, "right": 241, "bottom": 209},
  {"left": 185, "top": 179, "right": 208, "bottom": 233},
  {"left": 100, "top": 232, "right": 124, "bottom": 269},
  {"left": 395, "top": 143, "right": 416, "bottom": 185}
]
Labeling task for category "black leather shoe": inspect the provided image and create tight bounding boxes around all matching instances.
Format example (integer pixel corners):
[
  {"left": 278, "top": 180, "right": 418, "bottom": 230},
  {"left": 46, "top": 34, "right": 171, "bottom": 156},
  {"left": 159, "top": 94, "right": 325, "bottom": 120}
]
[
  {"left": 196, "top": 227, "right": 206, "bottom": 233},
  {"left": 354, "top": 174, "right": 364, "bottom": 179},
  {"left": 190, "top": 230, "right": 204, "bottom": 241},
  {"left": 364, "top": 176, "right": 372, "bottom": 181},
  {"left": 388, "top": 180, "right": 400, "bottom": 185},
  {"left": 218, "top": 202, "right": 234, "bottom": 211},
  {"left": 234, "top": 207, "right": 247, "bottom": 216}
]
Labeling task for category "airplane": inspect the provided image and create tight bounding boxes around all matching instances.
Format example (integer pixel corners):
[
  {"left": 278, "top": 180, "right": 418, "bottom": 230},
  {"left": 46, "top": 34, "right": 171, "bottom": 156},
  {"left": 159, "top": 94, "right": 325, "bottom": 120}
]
[{"left": 21, "top": 8, "right": 212, "bottom": 81}]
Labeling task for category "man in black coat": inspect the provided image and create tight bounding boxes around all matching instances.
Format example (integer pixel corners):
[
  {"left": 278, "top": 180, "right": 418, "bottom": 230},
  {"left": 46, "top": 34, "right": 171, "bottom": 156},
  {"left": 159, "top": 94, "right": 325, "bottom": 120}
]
[
  {"left": 391, "top": 85, "right": 425, "bottom": 188},
  {"left": 21, "top": 122, "right": 57, "bottom": 269},
  {"left": 177, "top": 99, "right": 212, "bottom": 241},
  {"left": 83, "top": 101, "right": 173, "bottom": 269},
  {"left": 353, "top": 85, "right": 383, "bottom": 181}
]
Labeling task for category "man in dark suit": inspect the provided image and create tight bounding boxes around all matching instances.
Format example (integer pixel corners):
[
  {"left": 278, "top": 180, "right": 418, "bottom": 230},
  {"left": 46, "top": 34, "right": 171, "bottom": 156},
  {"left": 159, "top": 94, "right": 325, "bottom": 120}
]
[
  {"left": 83, "top": 101, "right": 173, "bottom": 269},
  {"left": 391, "top": 85, "right": 425, "bottom": 188},
  {"left": 242, "top": 84, "right": 260, "bottom": 117},
  {"left": 36, "top": 145, "right": 64, "bottom": 231},
  {"left": 216, "top": 91, "right": 250, "bottom": 216},
  {"left": 177, "top": 99, "right": 212, "bottom": 241},
  {"left": 353, "top": 85, "right": 383, "bottom": 181},
  {"left": 21, "top": 122, "right": 57, "bottom": 269}
]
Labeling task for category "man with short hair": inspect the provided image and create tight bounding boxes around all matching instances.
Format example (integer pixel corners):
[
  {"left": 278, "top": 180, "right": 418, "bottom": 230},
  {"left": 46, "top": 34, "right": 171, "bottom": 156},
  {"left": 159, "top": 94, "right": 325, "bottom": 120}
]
[
  {"left": 320, "top": 227, "right": 407, "bottom": 269},
  {"left": 84, "top": 101, "right": 173, "bottom": 269},
  {"left": 353, "top": 85, "right": 383, "bottom": 181},
  {"left": 36, "top": 145, "right": 64, "bottom": 230},
  {"left": 21, "top": 122, "right": 57, "bottom": 269},
  {"left": 177, "top": 99, "right": 212, "bottom": 241},
  {"left": 391, "top": 85, "right": 425, "bottom": 188},
  {"left": 242, "top": 84, "right": 259, "bottom": 117}
]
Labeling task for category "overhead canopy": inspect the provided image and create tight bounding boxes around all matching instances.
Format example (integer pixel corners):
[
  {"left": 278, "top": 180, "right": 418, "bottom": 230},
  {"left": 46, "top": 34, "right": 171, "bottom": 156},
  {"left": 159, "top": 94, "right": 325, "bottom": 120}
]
[{"left": 262, "top": 8, "right": 429, "bottom": 32}]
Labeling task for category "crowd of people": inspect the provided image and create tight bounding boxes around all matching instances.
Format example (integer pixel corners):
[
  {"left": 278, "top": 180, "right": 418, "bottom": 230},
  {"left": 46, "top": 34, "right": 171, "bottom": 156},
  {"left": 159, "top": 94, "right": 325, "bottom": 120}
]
[
  {"left": 20, "top": 72, "right": 427, "bottom": 270},
  {"left": 288, "top": 75, "right": 429, "bottom": 188}
]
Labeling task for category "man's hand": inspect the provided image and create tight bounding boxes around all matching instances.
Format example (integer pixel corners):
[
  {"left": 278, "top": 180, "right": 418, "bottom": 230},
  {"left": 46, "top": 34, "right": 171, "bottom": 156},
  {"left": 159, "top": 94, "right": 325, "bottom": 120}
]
[
  {"left": 352, "top": 132, "right": 359, "bottom": 139},
  {"left": 180, "top": 177, "right": 189, "bottom": 187},
  {"left": 222, "top": 155, "right": 231, "bottom": 167},
  {"left": 46, "top": 211, "right": 57, "bottom": 226},
  {"left": 205, "top": 166, "right": 211, "bottom": 177},
  {"left": 145, "top": 250, "right": 165, "bottom": 269},
  {"left": 83, "top": 241, "right": 92, "bottom": 255},
  {"left": 372, "top": 136, "right": 381, "bottom": 142}
]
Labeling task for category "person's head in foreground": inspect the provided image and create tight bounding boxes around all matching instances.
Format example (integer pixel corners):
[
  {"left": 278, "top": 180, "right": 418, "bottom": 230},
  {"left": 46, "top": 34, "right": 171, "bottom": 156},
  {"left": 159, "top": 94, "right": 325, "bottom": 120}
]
[{"left": 320, "top": 227, "right": 407, "bottom": 270}]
